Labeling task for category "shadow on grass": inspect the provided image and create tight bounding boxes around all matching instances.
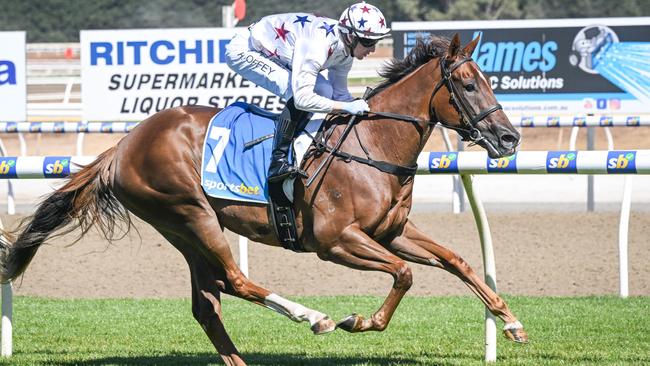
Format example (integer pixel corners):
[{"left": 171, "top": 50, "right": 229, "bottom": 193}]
[
  {"left": 33, "top": 352, "right": 431, "bottom": 366},
  {"left": 10, "top": 350, "right": 647, "bottom": 365},
  {"left": 37, "top": 350, "right": 650, "bottom": 366}
]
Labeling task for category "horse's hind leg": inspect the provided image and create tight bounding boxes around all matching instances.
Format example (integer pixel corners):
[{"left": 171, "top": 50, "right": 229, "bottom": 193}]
[
  {"left": 387, "top": 220, "right": 528, "bottom": 343},
  {"left": 164, "top": 231, "right": 245, "bottom": 366},
  {"left": 113, "top": 159, "right": 334, "bottom": 336},
  {"left": 157, "top": 210, "right": 335, "bottom": 335}
]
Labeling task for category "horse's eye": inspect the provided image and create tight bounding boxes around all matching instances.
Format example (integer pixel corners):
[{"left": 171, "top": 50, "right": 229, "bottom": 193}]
[{"left": 464, "top": 83, "right": 476, "bottom": 92}]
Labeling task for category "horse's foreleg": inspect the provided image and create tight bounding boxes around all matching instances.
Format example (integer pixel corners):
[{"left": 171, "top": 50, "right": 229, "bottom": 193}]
[
  {"left": 321, "top": 226, "right": 413, "bottom": 333},
  {"left": 387, "top": 220, "right": 528, "bottom": 343},
  {"left": 182, "top": 212, "right": 335, "bottom": 335}
]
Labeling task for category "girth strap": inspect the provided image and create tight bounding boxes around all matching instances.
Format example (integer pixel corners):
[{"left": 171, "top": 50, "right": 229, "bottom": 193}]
[{"left": 314, "top": 141, "right": 417, "bottom": 176}]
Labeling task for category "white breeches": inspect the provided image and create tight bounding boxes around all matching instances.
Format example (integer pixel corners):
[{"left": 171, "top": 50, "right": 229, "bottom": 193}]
[{"left": 224, "top": 32, "right": 334, "bottom": 101}]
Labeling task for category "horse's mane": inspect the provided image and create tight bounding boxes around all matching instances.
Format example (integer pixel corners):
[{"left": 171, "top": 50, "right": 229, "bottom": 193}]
[{"left": 368, "top": 36, "right": 450, "bottom": 98}]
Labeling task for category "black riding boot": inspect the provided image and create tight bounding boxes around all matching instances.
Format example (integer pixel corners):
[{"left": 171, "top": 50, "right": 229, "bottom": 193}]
[{"left": 268, "top": 99, "right": 309, "bottom": 183}]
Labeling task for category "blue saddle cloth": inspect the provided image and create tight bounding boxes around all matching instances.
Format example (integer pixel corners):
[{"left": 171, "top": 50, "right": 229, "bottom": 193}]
[{"left": 201, "top": 102, "right": 295, "bottom": 204}]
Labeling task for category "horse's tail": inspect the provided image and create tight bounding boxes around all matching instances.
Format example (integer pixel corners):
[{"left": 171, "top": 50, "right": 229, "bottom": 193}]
[{"left": 0, "top": 146, "right": 130, "bottom": 283}]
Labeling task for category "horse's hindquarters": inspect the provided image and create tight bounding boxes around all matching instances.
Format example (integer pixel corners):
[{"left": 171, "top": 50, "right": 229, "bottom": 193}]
[{"left": 111, "top": 106, "right": 215, "bottom": 227}]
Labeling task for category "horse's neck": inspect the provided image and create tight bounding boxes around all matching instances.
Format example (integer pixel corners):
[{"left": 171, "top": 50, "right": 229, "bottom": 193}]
[{"left": 363, "top": 61, "right": 439, "bottom": 167}]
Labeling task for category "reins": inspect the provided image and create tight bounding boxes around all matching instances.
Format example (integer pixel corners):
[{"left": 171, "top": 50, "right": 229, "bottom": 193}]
[
  {"left": 305, "top": 109, "right": 425, "bottom": 187},
  {"left": 305, "top": 56, "right": 504, "bottom": 185}
]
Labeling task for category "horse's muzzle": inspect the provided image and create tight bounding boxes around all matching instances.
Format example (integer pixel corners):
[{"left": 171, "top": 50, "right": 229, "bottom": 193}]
[{"left": 481, "top": 123, "right": 521, "bottom": 158}]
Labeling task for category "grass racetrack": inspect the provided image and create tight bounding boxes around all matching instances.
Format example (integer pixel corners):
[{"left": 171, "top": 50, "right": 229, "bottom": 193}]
[{"left": 2, "top": 295, "right": 649, "bottom": 365}]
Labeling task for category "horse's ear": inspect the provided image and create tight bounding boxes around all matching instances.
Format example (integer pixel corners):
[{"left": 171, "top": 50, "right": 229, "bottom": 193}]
[
  {"left": 448, "top": 33, "right": 461, "bottom": 58},
  {"left": 463, "top": 34, "right": 480, "bottom": 56}
]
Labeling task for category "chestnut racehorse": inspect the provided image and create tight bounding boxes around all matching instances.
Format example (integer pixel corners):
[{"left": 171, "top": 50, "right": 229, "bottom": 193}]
[{"left": 0, "top": 34, "right": 526, "bottom": 365}]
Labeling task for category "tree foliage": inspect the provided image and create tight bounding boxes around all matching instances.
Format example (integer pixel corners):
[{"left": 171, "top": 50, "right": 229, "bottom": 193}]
[{"left": 0, "top": 0, "right": 647, "bottom": 42}]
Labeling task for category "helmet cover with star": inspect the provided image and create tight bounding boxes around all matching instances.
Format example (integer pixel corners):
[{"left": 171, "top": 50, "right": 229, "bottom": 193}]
[{"left": 338, "top": 2, "right": 390, "bottom": 40}]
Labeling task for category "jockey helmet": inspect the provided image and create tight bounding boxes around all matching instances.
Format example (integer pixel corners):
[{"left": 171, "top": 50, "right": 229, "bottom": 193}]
[{"left": 338, "top": 2, "right": 391, "bottom": 47}]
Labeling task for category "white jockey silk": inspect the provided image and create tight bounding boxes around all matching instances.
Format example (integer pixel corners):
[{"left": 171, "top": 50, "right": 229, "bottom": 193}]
[{"left": 225, "top": 13, "right": 355, "bottom": 113}]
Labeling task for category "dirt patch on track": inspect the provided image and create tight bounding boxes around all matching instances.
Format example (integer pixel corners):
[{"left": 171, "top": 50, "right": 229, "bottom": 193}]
[{"left": 5, "top": 210, "right": 649, "bottom": 298}]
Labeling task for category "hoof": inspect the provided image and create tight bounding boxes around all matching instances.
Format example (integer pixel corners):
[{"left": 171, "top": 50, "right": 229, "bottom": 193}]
[
  {"left": 503, "top": 327, "right": 529, "bottom": 343},
  {"left": 336, "top": 313, "right": 363, "bottom": 333},
  {"left": 311, "top": 316, "right": 336, "bottom": 335}
]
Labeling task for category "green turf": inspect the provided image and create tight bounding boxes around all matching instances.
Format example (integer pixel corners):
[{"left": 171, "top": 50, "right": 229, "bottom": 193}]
[{"left": 1, "top": 295, "right": 648, "bottom": 365}]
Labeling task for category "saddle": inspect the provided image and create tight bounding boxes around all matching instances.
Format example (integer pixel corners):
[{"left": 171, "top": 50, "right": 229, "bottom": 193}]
[{"left": 201, "top": 100, "right": 370, "bottom": 254}]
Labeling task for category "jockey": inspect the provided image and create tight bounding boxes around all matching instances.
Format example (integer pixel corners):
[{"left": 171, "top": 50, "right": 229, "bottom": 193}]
[{"left": 225, "top": 2, "right": 391, "bottom": 183}]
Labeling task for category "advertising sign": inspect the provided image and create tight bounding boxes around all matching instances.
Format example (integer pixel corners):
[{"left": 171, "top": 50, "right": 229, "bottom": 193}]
[
  {"left": 0, "top": 31, "right": 26, "bottom": 121},
  {"left": 81, "top": 28, "right": 280, "bottom": 121},
  {"left": 392, "top": 18, "right": 650, "bottom": 115}
]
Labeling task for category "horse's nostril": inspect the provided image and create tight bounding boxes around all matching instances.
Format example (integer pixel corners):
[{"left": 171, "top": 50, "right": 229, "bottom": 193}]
[{"left": 500, "top": 133, "right": 519, "bottom": 148}]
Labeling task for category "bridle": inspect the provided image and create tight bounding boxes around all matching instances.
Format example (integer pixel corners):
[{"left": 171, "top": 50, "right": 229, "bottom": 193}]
[
  {"left": 429, "top": 57, "right": 503, "bottom": 144},
  {"left": 369, "top": 56, "right": 503, "bottom": 146}
]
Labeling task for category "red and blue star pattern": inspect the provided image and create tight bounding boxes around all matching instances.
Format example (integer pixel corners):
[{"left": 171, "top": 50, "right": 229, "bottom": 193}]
[
  {"left": 293, "top": 15, "right": 311, "bottom": 28},
  {"left": 242, "top": 12, "right": 356, "bottom": 113},
  {"left": 274, "top": 23, "right": 291, "bottom": 42},
  {"left": 251, "top": 13, "right": 348, "bottom": 67},
  {"left": 319, "top": 22, "right": 336, "bottom": 37},
  {"left": 338, "top": 2, "right": 389, "bottom": 37}
]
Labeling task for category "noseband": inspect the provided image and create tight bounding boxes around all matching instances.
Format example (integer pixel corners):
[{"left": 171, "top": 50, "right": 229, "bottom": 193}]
[{"left": 429, "top": 57, "right": 503, "bottom": 144}]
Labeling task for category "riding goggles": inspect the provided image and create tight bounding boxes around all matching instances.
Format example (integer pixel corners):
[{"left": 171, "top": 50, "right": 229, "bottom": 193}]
[{"left": 357, "top": 37, "right": 379, "bottom": 48}]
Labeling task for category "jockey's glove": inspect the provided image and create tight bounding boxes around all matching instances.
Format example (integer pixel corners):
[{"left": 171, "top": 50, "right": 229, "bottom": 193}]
[{"left": 341, "top": 99, "right": 370, "bottom": 116}]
